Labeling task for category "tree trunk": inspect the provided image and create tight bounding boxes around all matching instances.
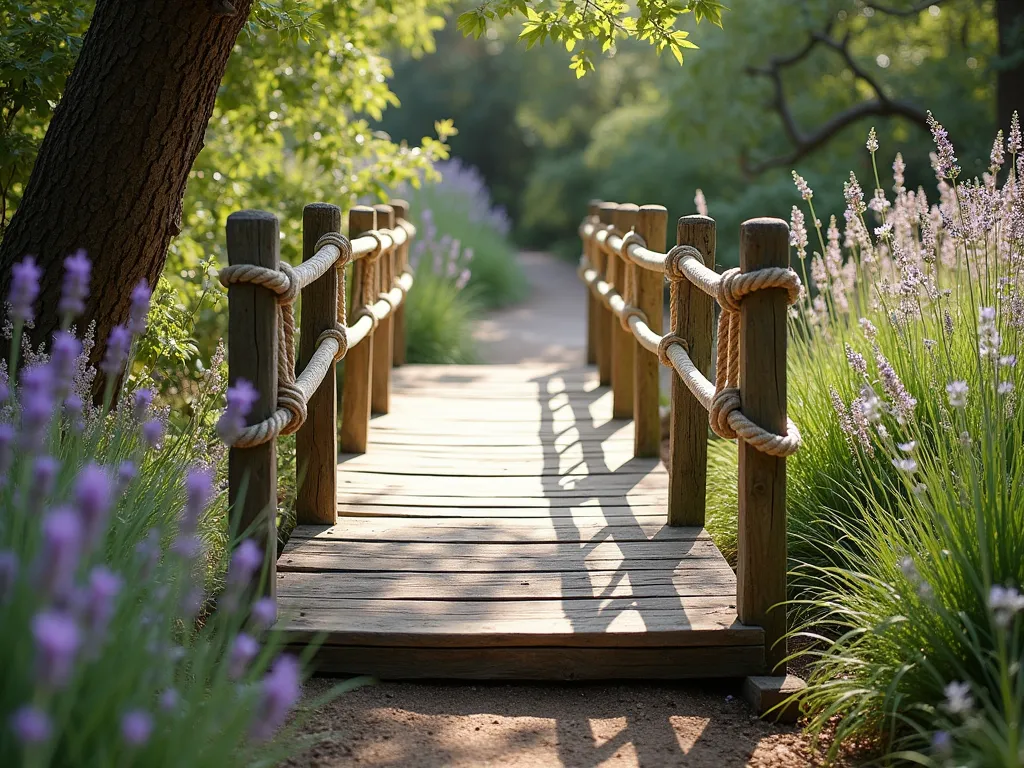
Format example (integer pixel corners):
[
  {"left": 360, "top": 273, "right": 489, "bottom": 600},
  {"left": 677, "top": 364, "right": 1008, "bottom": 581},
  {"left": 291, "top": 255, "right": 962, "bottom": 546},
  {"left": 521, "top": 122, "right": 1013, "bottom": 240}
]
[
  {"left": 0, "top": 0, "right": 253, "bottom": 369},
  {"left": 996, "top": 0, "right": 1024, "bottom": 134}
]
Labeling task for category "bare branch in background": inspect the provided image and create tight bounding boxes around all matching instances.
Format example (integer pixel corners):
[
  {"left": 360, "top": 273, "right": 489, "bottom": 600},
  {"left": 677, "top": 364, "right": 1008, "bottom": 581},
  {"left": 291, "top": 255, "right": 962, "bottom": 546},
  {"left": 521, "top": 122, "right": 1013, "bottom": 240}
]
[
  {"left": 743, "top": 24, "right": 929, "bottom": 175},
  {"left": 866, "top": 0, "right": 948, "bottom": 18}
]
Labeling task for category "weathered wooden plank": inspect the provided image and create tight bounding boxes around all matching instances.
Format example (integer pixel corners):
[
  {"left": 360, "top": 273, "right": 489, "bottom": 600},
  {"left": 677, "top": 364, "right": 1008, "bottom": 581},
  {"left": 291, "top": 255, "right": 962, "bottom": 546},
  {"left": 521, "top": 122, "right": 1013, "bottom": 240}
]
[
  {"left": 337, "top": 456, "right": 667, "bottom": 478},
  {"left": 278, "top": 538, "right": 724, "bottom": 573},
  {"left": 288, "top": 645, "right": 766, "bottom": 680},
  {"left": 275, "top": 595, "right": 755, "bottom": 647},
  {"left": 336, "top": 501, "right": 668, "bottom": 515},
  {"left": 276, "top": 566, "right": 735, "bottom": 601},
  {"left": 290, "top": 519, "right": 704, "bottom": 544}
]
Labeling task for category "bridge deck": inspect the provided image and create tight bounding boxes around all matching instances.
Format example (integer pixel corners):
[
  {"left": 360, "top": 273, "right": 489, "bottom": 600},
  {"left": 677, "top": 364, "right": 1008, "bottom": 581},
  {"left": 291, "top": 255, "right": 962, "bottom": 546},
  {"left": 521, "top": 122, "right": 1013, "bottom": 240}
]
[{"left": 276, "top": 364, "right": 765, "bottom": 679}]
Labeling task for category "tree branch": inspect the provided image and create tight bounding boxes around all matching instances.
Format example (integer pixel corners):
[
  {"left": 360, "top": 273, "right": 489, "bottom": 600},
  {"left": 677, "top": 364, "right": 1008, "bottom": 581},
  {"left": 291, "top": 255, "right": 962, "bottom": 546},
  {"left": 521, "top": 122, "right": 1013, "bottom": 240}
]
[
  {"left": 866, "top": 0, "right": 948, "bottom": 18},
  {"left": 743, "top": 23, "right": 930, "bottom": 175}
]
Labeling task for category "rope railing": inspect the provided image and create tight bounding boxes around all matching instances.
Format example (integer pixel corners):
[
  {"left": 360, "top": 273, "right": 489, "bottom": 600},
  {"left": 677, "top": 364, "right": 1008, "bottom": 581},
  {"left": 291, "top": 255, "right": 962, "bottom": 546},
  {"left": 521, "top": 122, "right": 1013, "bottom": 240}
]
[
  {"left": 579, "top": 213, "right": 803, "bottom": 457},
  {"left": 223, "top": 201, "right": 416, "bottom": 596},
  {"left": 578, "top": 200, "right": 800, "bottom": 676}
]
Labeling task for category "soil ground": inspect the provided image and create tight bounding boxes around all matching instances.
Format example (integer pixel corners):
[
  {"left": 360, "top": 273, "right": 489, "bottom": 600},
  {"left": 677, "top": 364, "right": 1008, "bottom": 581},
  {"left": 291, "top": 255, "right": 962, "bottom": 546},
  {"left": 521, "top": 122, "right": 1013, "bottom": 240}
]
[{"left": 290, "top": 252, "right": 828, "bottom": 767}]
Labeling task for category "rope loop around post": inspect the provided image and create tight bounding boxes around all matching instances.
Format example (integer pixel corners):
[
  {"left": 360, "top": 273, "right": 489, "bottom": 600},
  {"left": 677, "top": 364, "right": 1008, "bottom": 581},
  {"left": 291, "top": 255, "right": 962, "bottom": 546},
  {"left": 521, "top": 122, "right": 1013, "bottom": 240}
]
[
  {"left": 353, "top": 306, "right": 380, "bottom": 333},
  {"left": 664, "top": 244, "right": 704, "bottom": 282},
  {"left": 316, "top": 231, "right": 352, "bottom": 268},
  {"left": 619, "top": 230, "right": 646, "bottom": 259},
  {"left": 657, "top": 333, "right": 687, "bottom": 368},
  {"left": 277, "top": 381, "right": 307, "bottom": 436},
  {"left": 317, "top": 324, "right": 349, "bottom": 362},
  {"left": 708, "top": 387, "right": 741, "bottom": 440},
  {"left": 276, "top": 262, "right": 300, "bottom": 305},
  {"left": 619, "top": 304, "right": 647, "bottom": 333}
]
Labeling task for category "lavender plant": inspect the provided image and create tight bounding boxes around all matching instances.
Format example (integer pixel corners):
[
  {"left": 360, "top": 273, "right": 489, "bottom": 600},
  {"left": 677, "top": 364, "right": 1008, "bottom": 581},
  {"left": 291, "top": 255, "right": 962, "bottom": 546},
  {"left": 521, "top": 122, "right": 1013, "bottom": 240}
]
[
  {"left": 706, "top": 116, "right": 1024, "bottom": 763},
  {"left": 401, "top": 158, "right": 527, "bottom": 309},
  {"left": 403, "top": 208, "right": 478, "bottom": 364},
  {"left": 0, "top": 255, "right": 317, "bottom": 767}
]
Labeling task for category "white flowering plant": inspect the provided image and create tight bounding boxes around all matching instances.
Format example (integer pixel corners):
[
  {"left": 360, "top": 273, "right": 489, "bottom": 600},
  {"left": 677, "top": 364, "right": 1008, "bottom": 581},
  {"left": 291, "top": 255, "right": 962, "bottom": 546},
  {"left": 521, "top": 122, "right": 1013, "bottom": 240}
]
[
  {"left": 0, "top": 255, "right": 340, "bottom": 766},
  {"left": 743, "top": 116, "right": 1023, "bottom": 765}
]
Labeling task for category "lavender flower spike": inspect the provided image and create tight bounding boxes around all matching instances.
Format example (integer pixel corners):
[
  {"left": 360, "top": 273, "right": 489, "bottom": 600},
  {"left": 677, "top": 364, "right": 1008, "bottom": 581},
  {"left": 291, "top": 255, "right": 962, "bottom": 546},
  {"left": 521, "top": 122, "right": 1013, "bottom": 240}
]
[
  {"left": 59, "top": 250, "right": 91, "bottom": 319},
  {"left": 927, "top": 111, "right": 960, "bottom": 179},
  {"left": 32, "top": 609, "right": 81, "bottom": 689},
  {"left": 181, "top": 467, "right": 214, "bottom": 535},
  {"left": 0, "top": 425, "right": 13, "bottom": 486},
  {"left": 84, "top": 566, "right": 122, "bottom": 649},
  {"left": 127, "top": 280, "right": 152, "bottom": 336},
  {"left": 216, "top": 379, "right": 259, "bottom": 444},
  {"left": 132, "top": 389, "right": 154, "bottom": 421},
  {"left": 9, "top": 256, "right": 42, "bottom": 323},
  {"left": 100, "top": 325, "right": 132, "bottom": 377},
  {"left": 251, "top": 597, "right": 277, "bottom": 630},
  {"left": 75, "top": 463, "right": 113, "bottom": 549},
  {"left": 141, "top": 419, "right": 164, "bottom": 450},
  {"left": 121, "top": 710, "right": 153, "bottom": 747},
  {"left": 10, "top": 706, "right": 52, "bottom": 745},
  {"left": 51, "top": 331, "right": 82, "bottom": 397},
  {"left": 229, "top": 633, "right": 259, "bottom": 679},
  {"left": 36, "top": 508, "right": 83, "bottom": 600},
  {"left": 252, "top": 655, "right": 302, "bottom": 740},
  {"left": 228, "top": 539, "right": 264, "bottom": 592}
]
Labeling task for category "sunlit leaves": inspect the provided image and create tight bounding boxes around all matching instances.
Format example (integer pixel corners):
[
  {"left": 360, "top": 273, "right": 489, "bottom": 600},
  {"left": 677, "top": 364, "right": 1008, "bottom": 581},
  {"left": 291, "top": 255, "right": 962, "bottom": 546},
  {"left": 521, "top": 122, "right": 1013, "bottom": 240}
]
[{"left": 459, "top": 0, "right": 725, "bottom": 74}]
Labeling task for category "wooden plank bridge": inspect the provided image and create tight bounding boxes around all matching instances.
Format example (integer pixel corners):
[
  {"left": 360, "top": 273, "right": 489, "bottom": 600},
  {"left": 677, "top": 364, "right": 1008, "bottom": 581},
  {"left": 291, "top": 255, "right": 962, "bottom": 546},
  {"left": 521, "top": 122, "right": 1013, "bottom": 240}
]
[
  {"left": 222, "top": 200, "right": 800, "bottom": 693},
  {"left": 276, "top": 364, "right": 763, "bottom": 678}
]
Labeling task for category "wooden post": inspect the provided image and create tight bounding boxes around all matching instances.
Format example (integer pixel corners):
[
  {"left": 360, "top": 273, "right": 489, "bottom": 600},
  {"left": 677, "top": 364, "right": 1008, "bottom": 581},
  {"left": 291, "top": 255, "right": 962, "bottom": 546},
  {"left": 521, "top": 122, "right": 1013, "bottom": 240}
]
[
  {"left": 296, "top": 203, "right": 341, "bottom": 526},
  {"left": 595, "top": 202, "right": 617, "bottom": 386},
  {"left": 668, "top": 215, "right": 716, "bottom": 527},
  {"left": 633, "top": 205, "right": 666, "bottom": 457},
  {"left": 610, "top": 204, "right": 638, "bottom": 419},
  {"left": 390, "top": 199, "right": 409, "bottom": 367},
  {"left": 737, "top": 217, "right": 790, "bottom": 673},
  {"left": 340, "top": 206, "right": 376, "bottom": 454},
  {"left": 371, "top": 203, "right": 395, "bottom": 414},
  {"left": 226, "top": 210, "right": 279, "bottom": 596},
  {"left": 585, "top": 200, "right": 601, "bottom": 366}
]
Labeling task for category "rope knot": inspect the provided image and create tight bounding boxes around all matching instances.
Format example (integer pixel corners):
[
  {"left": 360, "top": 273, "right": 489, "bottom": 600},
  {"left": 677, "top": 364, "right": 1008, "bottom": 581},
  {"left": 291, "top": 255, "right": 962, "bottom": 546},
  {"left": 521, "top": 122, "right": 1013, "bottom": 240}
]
[
  {"left": 353, "top": 306, "right": 379, "bottom": 332},
  {"left": 664, "top": 244, "right": 703, "bottom": 282},
  {"left": 316, "top": 232, "right": 352, "bottom": 268},
  {"left": 619, "top": 304, "right": 647, "bottom": 334},
  {"left": 709, "top": 387, "right": 741, "bottom": 440},
  {"left": 717, "top": 267, "right": 744, "bottom": 312},
  {"left": 277, "top": 381, "right": 307, "bottom": 435},
  {"left": 657, "top": 333, "right": 687, "bottom": 368},
  {"left": 276, "top": 262, "right": 300, "bottom": 305},
  {"left": 365, "top": 230, "right": 384, "bottom": 261},
  {"left": 317, "top": 324, "right": 349, "bottom": 362},
  {"left": 619, "top": 230, "right": 645, "bottom": 259}
]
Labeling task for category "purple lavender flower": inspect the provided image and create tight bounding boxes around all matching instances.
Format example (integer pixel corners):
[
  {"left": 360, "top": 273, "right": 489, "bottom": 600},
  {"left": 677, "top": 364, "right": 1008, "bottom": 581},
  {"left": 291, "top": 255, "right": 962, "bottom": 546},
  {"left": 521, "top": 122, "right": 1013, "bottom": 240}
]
[
  {"left": 10, "top": 706, "right": 52, "bottom": 745},
  {"left": 9, "top": 256, "right": 42, "bottom": 323},
  {"left": 228, "top": 539, "right": 263, "bottom": 592},
  {"left": 141, "top": 419, "right": 164, "bottom": 450},
  {"left": 229, "top": 633, "right": 259, "bottom": 679},
  {"left": 100, "top": 325, "right": 132, "bottom": 378},
  {"left": 251, "top": 655, "right": 302, "bottom": 740},
  {"left": 121, "top": 709, "right": 153, "bottom": 747},
  {"left": 1009, "top": 111, "right": 1021, "bottom": 155},
  {"left": 83, "top": 566, "right": 122, "bottom": 648},
  {"left": 32, "top": 456, "right": 59, "bottom": 510},
  {"left": 180, "top": 586, "right": 205, "bottom": 620},
  {"left": 19, "top": 365, "right": 55, "bottom": 453},
  {"left": 59, "top": 250, "right": 91, "bottom": 319},
  {"left": 792, "top": 171, "right": 813, "bottom": 201},
  {"left": 216, "top": 379, "right": 259, "bottom": 444},
  {"left": 875, "top": 350, "right": 917, "bottom": 422},
  {"left": 171, "top": 534, "right": 203, "bottom": 561},
  {"left": 117, "top": 461, "right": 137, "bottom": 491},
  {"left": 36, "top": 508, "right": 83, "bottom": 600},
  {"left": 181, "top": 468, "right": 213, "bottom": 536},
  {"left": 33, "top": 609, "right": 81, "bottom": 689},
  {"left": 63, "top": 394, "right": 85, "bottom": 433},
  {"left": 0, "top": 550, "right": 18, "bottom": 603},
  {"left": 251, "top": 597, "right": 277, "bottom": 630},
  {"left": 132, "top": 389, "right": 153, "bottom": 421},
  {"left": 927, "top": 111, "right": 960, "bottom": 179},
  {"left": 158, "top": 688, "right": 180, "bottom": 713},
  {"left": 50, "top": 332, "right": 82, "bottom": 399},
  {"left": 75, "top": 463, "right": 112, "bottom": 549},
  {"left": 128, "top": 281, "right": 152, "bottom": 336},
  {"left": 0, "top": 424, "right": 16, "bottom": 486}
]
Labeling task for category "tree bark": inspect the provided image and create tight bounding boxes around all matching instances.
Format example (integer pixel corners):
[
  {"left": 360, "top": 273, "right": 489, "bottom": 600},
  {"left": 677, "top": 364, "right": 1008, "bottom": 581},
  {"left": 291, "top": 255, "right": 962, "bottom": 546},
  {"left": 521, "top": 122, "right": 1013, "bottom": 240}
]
[
  {"left": 996, "top": 0, "right": 1024, "bottom": 134},
  {"left": 0, "top": 0, "right": 253, "bottom": 368}
]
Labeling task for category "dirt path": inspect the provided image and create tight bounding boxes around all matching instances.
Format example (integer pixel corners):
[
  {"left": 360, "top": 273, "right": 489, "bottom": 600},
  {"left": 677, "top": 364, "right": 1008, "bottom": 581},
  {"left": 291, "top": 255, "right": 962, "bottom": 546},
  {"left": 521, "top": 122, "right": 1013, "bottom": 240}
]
[{"left": 290, "top": 252, "right": 822, "bottom": 767}]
